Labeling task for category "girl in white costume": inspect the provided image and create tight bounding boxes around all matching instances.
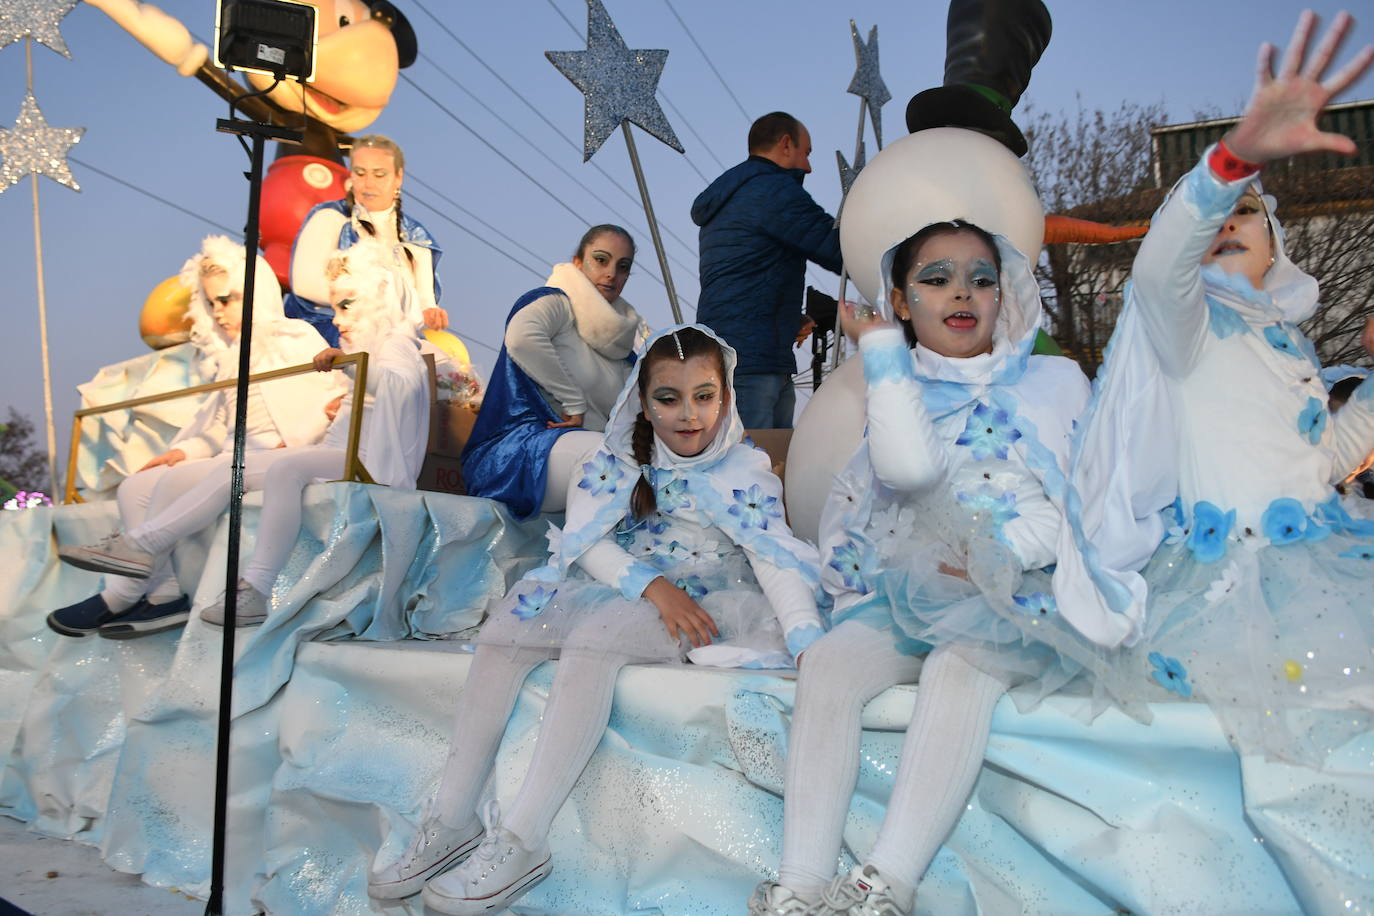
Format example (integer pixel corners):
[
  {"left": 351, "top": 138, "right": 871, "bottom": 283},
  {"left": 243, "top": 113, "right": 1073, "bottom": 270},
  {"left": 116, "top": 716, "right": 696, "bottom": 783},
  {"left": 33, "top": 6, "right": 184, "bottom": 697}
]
[
  {"left": 1059, "top": 12, "right": 1374, "bottom": 766},
  {"left": 369, "top": 325, "right": 824, "bottom": 913},
  {"left": 200, "top": 237, "right": 431, "bottom": 624},
  {"left": 753, "top": 218, "right": 1112, "bottom": 916},
  {"left": 50, "top": 237, "right": 336, "bottom": 638}
]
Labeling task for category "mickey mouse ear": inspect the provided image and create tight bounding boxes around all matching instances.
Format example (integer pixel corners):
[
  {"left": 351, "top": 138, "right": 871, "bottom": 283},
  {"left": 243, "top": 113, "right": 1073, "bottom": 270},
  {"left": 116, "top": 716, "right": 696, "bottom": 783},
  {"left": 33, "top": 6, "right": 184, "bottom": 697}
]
[{"left": 365, "top": 0, "right": 417, "bottom": 69}]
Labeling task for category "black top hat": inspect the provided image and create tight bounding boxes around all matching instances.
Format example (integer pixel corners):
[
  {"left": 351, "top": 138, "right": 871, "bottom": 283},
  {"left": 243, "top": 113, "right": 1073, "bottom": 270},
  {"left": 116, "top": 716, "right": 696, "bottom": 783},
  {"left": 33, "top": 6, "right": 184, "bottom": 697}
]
[
  {"left": 904, "top": 0, "right": 1052, "bottom": 157},
  {"left": 364, "top": 0, "right": 417, "bottom": 69}
]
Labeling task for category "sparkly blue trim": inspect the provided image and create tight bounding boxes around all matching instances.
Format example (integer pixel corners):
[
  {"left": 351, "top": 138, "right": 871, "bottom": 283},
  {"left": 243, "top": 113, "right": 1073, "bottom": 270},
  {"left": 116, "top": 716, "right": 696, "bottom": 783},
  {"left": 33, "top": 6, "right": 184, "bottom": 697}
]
[
  {"left": 784, "top": 623, "right": 825, "bottom": 657},
  {"left": 617, "top": 560, "right": 662, "bottom": 600},
  {"left": 861, "top": 339, "right": 914, "bottom": 387}
]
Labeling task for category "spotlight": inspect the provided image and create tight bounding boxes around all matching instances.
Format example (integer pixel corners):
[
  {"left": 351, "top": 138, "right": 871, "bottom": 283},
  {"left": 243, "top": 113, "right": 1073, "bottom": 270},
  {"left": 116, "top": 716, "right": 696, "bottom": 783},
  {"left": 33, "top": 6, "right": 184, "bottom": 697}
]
[{"left": 213, "top": 0, "right": 318, "bottom": 82}]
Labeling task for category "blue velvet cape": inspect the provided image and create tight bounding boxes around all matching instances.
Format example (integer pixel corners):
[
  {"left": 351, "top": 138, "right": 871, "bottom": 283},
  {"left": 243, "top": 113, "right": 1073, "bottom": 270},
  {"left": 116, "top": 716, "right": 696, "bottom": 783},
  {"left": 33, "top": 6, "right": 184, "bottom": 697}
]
[{"left": 461, "top": 287, "right": 635, "bottom": 520}]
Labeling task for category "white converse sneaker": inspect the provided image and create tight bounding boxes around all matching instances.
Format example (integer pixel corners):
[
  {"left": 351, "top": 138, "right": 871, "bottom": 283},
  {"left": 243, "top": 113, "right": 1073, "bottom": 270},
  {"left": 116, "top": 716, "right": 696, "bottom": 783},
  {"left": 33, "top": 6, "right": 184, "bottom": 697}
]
[
  {"left": 200, "top": 580, "right": 270, "bottom": 627},
  {"left": 421, "top": 801, "right": 551, "bottom": 915},
  {"left": 817, "top": 864, "right": 909, "bottom": 916},
  {"left": 58, "top": 533, "right": 154, "bottom": 579},
  {"left": 367, "top": 812, "right": 483, "bottom": 900},
  {"left": 748, "top": 880, "right": 820, "bottom": 915}
]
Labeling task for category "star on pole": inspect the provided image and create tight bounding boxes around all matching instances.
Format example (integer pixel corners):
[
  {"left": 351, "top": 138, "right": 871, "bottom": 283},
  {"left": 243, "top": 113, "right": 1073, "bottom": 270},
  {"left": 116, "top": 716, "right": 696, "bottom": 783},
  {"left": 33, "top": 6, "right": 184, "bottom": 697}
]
[
  {"left": 847, "top": 21, "right": 891, "bottom": 149},
  {"left": 836, "top": 142, "right": 867, "bottom": 200},
  {"left": 546, "top": 0, "right": 683, "bottom": 162},
  {"left": 0, "top": 91, "right": 83, "bottom": 192},
  {"left": 0, "top": 0, "right": 78, "bottom": 58}
]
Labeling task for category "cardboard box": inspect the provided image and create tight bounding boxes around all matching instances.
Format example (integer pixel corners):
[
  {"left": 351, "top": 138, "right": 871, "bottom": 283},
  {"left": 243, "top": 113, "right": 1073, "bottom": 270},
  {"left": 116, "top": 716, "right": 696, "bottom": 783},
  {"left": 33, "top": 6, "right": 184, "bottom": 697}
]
[
  {"left": 430, "top": 401, "right": 479, "bottom": 459},
  {"left": 417, "top": 452, "right": 467, "bottom": 495}
]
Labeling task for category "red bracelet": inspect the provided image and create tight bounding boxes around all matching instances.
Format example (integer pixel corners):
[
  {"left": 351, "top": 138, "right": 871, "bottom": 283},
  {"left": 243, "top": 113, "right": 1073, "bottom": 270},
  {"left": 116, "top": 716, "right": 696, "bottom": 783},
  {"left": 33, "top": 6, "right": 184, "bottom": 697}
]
[{"left": 1208, "top": 139, "right": 1262, "bottom": 182}]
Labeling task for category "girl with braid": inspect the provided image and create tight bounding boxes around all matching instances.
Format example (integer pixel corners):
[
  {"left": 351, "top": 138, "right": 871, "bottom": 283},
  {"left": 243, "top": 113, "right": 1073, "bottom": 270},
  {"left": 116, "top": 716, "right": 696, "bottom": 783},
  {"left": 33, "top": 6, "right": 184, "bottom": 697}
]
[
  {"left": 284, "top": 134, "right": 448, "bottom": 345},
  {"left": 369, "top": 325, "right": 824, "bottom": 914}
]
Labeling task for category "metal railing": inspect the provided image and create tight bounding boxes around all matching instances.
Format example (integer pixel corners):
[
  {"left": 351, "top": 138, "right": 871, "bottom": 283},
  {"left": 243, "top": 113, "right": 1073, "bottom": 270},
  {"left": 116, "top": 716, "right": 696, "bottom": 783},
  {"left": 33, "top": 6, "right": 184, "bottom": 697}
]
[{"left": 63, "top": 352, "right": 373, "bottom": 504}]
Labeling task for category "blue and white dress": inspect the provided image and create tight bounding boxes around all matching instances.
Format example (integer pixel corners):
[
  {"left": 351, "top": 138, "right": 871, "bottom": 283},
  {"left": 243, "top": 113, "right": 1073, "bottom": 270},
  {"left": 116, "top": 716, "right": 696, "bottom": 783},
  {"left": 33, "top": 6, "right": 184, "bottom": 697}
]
[
  {"left": 478, "top": 325, "right": 825, "bottom": 669},
  {"left": 818, "top": 236, "right": 1120, "bottom": 712},
  {"left": 1060, "top": 150, "right": 1374, "bottom": 764}
]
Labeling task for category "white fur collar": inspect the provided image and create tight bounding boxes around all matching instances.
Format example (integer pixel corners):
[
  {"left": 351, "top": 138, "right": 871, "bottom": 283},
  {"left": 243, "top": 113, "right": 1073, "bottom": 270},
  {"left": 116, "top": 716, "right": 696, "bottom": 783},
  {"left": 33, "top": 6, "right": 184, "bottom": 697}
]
[{"left": 547, "top": 262, "right": 643, "bottom": 360}]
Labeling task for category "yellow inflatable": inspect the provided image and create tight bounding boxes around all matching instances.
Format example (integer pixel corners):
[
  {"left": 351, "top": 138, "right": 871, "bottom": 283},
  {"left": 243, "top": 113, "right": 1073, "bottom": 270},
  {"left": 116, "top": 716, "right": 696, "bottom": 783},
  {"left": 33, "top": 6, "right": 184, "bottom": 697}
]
[
  {"left": 139, "top": 274, "right": 193, "bottom": 349},
  {"left": 422, "top": 328, "right": 472, "bottom": 365}
]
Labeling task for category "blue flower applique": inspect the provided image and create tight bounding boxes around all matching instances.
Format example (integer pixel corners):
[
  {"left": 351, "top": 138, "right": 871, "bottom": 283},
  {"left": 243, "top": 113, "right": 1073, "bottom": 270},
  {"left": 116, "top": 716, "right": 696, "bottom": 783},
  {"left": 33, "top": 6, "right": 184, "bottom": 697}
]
[
  {"left": 1261, "top": 498, "right": 1308, "bottom": 545},
  {"left": 1296, "top": 397, "right": 1328, "bottom": 445},
  {"left": 645, "top": 513, "right": 670, "bottom": 535},
  {"left": 674, "top": 574, "right": 709, "bottom": 601},
  {"left": 656, "top": 476, "right": 692, "bottom": 513},
  {"left": 1340, "top": 545, "right": 1374, "bottom": 560},
  {"left": 512, "top": 585, "right": 557, "bottom": 621},
  {"left": 729, "top": 484, "right": 782, "bottom": 530},
  {"left": 955, "top": 402, "right": 1023, "bottom": 461},
  {"left": 1263, "top": 324, "right": 1299, "bottom": 358},
  {"left": 1148, "top": 651, "right": 1193, "bottom": 698},
  {"left": 577, "top": 452, "right": 624, "bottom": 497},
  {"left": 1205, "top": 297, "right": 1250, "bottom": 339},
  {"left": 827, "top": 539, "right": 875, "bottom": 593},
  {"left": 1186, "top": 501, "right": 1235, "bottom": 564},
  {"left": 613, "top": 525, "right": 637, "bottom": 550},
  {"left": 956, "top": 485, "right": 1020, "bottom": 529},
  {"left": 1012, "top": 592, "right": 1057, "bottom": 617}
]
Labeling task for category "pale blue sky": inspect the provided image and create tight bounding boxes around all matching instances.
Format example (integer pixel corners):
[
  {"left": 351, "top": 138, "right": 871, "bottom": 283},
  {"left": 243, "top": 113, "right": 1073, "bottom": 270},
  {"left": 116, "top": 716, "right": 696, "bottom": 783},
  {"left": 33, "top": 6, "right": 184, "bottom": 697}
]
[{"left": 2, "top": 0, "right": 1370, "bottom": 473}]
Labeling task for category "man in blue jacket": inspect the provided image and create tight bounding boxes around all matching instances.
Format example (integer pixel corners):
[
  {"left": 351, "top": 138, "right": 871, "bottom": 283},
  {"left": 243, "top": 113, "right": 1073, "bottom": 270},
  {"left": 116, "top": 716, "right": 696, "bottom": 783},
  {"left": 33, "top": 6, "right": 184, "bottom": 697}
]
[{"left": 692, "top": 112, "right": 843, "bottom": 428}]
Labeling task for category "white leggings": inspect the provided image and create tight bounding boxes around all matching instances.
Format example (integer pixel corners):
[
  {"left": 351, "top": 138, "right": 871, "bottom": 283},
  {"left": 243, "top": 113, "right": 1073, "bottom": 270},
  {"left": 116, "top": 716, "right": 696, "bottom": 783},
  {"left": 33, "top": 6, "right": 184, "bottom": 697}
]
[
  {"left": 779, "top": 621, "right": 1009, "bottom": 907},
  {"left": 433, "top": 641, "right": 635, "bottom": 849},
  {"left": 108, "top": 447, "right": 343, "bottom": 608},
  {"left": 540, "top": 430, "right": 602, "bottom": 513}
]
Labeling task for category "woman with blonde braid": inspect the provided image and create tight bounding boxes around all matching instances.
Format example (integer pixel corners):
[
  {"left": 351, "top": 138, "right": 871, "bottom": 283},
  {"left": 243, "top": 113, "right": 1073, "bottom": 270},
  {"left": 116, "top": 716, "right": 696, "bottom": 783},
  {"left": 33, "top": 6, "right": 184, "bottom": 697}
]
[{"left": 285, "top": 133, "right": 447, "bottom": 344}]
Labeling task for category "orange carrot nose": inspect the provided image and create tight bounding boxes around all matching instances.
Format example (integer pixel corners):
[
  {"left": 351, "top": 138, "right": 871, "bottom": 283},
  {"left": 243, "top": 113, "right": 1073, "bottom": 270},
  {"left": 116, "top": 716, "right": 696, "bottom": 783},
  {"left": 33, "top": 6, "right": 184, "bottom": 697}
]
[{"left": 1044, "top": 214, "right": 1149, "bottom": 245}]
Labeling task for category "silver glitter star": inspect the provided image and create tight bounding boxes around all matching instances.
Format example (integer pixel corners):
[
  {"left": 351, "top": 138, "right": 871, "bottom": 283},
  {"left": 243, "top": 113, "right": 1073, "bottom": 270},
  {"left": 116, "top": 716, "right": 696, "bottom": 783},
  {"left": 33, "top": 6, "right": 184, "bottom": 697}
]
[
  {"left": 546, "top": 0, "right": 683, "bottom": 161},
  {"left": 0, "top": 92, "right": 83, "bottom": 192},
  {"left": 0, "top": 0, "right": 78, "bottom": 58},
  {"left": 847, "top": 21, "right": 891, "bottom": 149},
  {"left": 836, "top": 142, "right": 867, "bottom": 200}
]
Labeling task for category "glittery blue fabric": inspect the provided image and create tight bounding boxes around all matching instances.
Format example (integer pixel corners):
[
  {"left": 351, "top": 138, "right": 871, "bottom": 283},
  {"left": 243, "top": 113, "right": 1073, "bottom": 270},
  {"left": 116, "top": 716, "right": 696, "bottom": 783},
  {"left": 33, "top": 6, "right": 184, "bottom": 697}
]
[{"left": 3, "top": 501, "right": 1373, "bottom": 913}]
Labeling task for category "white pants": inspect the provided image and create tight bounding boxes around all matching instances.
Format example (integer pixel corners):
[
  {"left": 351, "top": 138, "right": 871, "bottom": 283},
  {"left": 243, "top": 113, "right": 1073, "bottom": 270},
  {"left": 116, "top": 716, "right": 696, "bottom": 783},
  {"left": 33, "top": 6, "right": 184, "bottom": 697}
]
[
  {"left": 779, "top": 621, "right": 1009, "bottom": 907},
  {"left": 433, "top": 643, "right": 632, "bottom": 848},
  {"left": 110, "top": 447, "right": 343, "bottom": 607},
  {"left": 540, "top": 430, "right": 602, "bottom": 513}
]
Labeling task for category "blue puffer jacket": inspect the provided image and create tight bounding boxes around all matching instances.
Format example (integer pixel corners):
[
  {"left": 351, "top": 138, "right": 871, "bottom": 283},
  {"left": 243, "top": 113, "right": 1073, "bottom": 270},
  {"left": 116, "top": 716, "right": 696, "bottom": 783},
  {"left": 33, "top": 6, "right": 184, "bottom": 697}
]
[{"left": 691, "top": 157, "right": 843, "bottom": 376}]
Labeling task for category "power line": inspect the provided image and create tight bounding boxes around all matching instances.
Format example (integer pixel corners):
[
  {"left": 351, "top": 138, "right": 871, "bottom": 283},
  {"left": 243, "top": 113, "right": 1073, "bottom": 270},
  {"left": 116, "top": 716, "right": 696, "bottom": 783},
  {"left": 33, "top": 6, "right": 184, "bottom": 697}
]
[
  {"left": 403, "top": 187, "right": 545, "bottom": 287},
  {"left": 409, "top": 0, "right": 698, "bottom": 263},
  {"left": 657, "top": 91, "right": 722, "bottom": 179},
  {"left": 413, "top": 51, "right": 700, "bottom": 281},
  {"left": 70, "top": 155, "right": 239, "bottom": 235},
  {"left": 407, "top": 169, "right": 552, "bottom": 271},
  {"left": 661, "top": 0, "right": 752, "bottom": 123}
]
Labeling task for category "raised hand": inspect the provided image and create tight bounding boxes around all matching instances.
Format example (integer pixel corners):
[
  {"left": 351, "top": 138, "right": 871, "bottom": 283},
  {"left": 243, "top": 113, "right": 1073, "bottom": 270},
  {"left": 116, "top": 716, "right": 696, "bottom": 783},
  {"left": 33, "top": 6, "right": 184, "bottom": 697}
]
[{"left": 1226, "top": 10, "right": 1374, "bottom": 163}]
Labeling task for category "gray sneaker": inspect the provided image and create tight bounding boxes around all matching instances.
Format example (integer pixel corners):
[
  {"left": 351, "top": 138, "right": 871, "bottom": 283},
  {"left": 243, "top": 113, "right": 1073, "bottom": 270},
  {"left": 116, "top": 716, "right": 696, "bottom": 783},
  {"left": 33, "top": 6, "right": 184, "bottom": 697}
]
[
  {"left": 748, "top": 881, "right": 821, "bottom": 915},
  {"left": 368, "top": 812, "right": 483, "bottom": 900},
  {"left": 199, "top": 581, "right": 270, "bottom": 627},
  {"left": 58, "top": 533, "right": 153, "bottom": 579},
  {"left": 421, "top": 801, "right": 551, "bottom": 915},
  {"left": 816, "top": 864, "right": 909, "bottom": 916}
]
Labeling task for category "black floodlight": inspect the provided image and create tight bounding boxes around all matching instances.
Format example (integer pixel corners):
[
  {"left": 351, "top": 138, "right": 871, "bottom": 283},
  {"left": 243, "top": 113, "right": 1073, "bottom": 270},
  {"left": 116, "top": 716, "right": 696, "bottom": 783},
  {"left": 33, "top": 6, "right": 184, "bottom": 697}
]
[{"left": 213, "top": 0, "right": 318, "bottom": 83}]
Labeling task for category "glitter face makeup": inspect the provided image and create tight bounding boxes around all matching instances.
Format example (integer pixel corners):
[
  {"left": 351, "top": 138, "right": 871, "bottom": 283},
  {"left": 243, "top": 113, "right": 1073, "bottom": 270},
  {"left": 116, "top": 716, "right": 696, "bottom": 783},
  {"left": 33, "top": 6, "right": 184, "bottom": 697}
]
[
  {"left": 889, "top": 230, "right": 1002, "bottom": 359},
  {"left": 640, "top": 354, "right": 726, "bottom": 458}
]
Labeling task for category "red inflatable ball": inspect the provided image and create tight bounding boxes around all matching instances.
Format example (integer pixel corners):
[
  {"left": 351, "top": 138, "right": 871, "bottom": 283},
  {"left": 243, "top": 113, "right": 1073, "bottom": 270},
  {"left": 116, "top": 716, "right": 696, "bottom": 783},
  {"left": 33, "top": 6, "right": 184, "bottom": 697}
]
[{"left": 258, "top": 155, "right": 349, "bottom": 287}]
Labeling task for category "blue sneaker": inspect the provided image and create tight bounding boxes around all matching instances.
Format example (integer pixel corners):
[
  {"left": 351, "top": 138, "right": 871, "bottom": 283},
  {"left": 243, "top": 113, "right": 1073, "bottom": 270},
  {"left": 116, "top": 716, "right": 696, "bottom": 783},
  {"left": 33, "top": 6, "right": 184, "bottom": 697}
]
[
  {"left": 99, "top": 595, "right": 191, "bottom": 639},
  {"left": 47, "top": 594, "right": 140, "bottom": 637}
]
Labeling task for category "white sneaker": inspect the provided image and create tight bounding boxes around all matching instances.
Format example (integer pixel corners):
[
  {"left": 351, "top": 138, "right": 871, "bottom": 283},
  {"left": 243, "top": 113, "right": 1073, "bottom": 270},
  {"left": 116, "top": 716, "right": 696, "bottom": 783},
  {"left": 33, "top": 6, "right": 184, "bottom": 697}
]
[
  {"left": 749, "top": 880, "right": 821, "bottom": 915},
  {"left": 421, "top": 801, "right": 551, "bottom": 915},
  {"left": 58, "top": 533, "right": 153, "bottom": 578},
  {"left": 816, "top": 865, "right": 909, "bottom": 916},
  {"left": 368, "top": 812, "right": 483, "bottom": 900},
  {"left": 200, "top": 580, "right": 270, "bottom": 627}
]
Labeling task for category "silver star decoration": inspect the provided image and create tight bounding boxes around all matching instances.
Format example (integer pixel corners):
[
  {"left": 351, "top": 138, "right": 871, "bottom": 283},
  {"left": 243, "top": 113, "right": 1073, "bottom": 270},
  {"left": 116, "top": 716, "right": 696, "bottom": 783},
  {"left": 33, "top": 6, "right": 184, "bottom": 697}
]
[
  {"left": 546, "top": 0, "right": 683, "bottom": 161},
  {"left": 847, "top": 21, "right": 891, "bottom": 149},
  {"left": 0, "top": 0, "right": 79, "bottom": 58},
  {"left": 836, "top": 142, "right": 867, "bottom": 200},
  {"left": 0, "top": 92, "right": 83, "bottom": 192}
]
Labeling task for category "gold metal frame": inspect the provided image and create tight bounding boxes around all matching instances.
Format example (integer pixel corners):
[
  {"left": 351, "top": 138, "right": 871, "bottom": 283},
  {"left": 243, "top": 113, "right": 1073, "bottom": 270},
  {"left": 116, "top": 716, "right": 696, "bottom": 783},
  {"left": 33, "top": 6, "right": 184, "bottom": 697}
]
[{"left": 63, "top": 352, "right": 373, "bottom": 504}]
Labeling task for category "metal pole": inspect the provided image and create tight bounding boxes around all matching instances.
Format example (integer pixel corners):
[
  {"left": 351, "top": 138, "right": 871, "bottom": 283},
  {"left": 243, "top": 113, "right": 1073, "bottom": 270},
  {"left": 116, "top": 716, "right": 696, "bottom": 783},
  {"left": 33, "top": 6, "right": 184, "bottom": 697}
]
[
  {"left": 25, "top": 39, "right": 58, "bottom": 497},
  {"left": 620, "top": 122, "right": 682, "bottom": 323},
  {"left": 204, "top": 122, "right": 268, "bottom": 916}
]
